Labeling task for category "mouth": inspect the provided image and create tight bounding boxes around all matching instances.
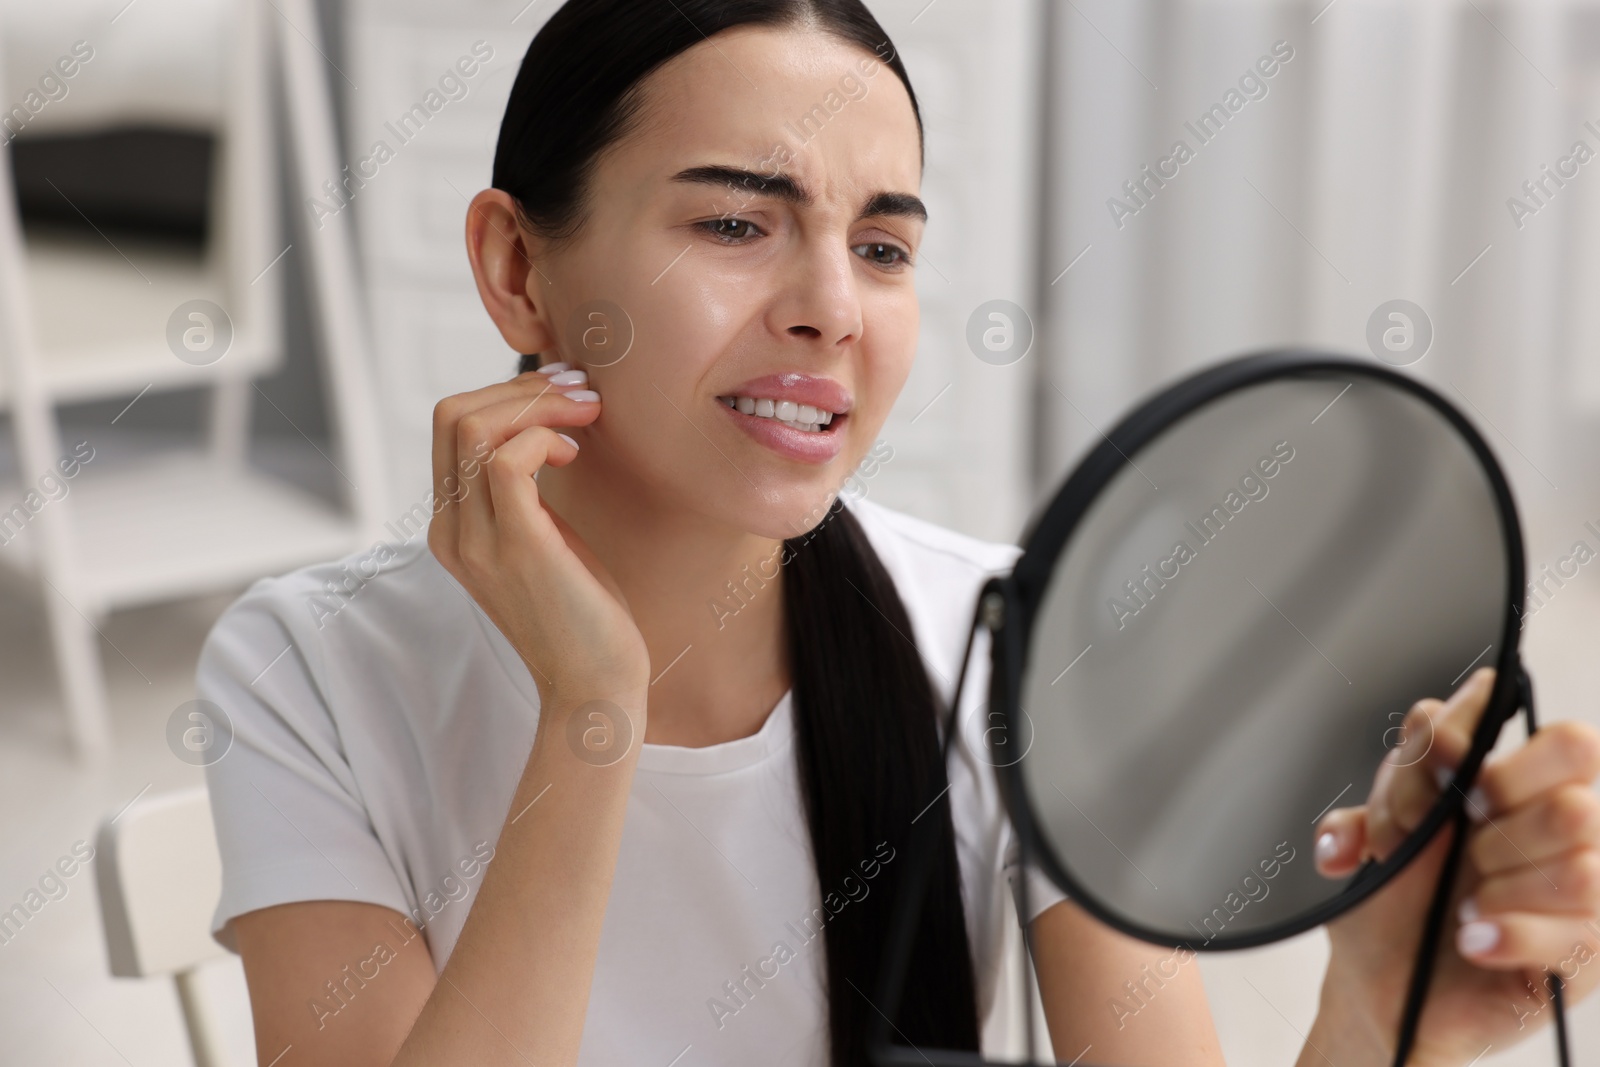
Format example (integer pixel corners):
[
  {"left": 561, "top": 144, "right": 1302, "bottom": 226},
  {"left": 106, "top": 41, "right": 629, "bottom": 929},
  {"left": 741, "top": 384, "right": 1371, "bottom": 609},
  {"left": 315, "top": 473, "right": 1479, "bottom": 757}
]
[{"left": 715, "top": 394, "right": 847, "bottom": 435}]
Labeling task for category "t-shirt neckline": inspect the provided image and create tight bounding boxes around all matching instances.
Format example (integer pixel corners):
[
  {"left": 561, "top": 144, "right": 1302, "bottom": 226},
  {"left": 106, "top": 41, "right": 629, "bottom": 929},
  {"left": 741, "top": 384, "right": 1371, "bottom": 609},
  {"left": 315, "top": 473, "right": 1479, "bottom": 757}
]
[{"left": 635, "top": 688, "right": 794, "bottom": 775}]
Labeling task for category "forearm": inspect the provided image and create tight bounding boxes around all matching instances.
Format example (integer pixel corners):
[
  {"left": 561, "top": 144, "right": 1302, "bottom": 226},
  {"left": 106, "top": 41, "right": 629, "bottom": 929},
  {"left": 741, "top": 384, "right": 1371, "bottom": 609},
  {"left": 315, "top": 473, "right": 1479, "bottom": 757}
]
[{"left": 393, "top": 687, "right": 646, "bottom": 1066}]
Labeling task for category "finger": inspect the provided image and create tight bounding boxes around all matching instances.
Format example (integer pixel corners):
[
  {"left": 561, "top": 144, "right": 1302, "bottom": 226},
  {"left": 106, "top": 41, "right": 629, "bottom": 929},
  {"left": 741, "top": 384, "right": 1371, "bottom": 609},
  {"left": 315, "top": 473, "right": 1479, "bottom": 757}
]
[
  {"left": 1473, "top": 720, "right": 1600, "bottom": 822},
  {"left": 452, "top": 381, "right": 601, "bottom": 559},
  {"left": 1366, "top": 669, "right": 1497, "bottom": 858},
  {"left": 1431, "top": 666, "right": 1498, "bottom": 768},
  {"left": 1455, "top": 909, "right": 1600, "bottom": 971},
  {"left": 1469, "top": 783, "right": 1600, "bottom": 876},
  {"left": 1314, "top": 805, "right": 1370, "bottom": 878},
  {"left": 484, "top": 423, "right": 581, "bottom": 552},
  {"left": 429, "top": 391, "right": 473, "bottom": 556},
  {"left": 1464, "top": 847, "right": 1600, "bottom": 920},
  {"left": 432, "top": 372, "right": 550, "bottom": 544},
  {"left": 432, "top": 369, "right": 592, "bottom": 495},
  {"left": 473, "top": 383, "right": 602, "bottom": 444},
  {"left": 1366, "top": 700, "right": 1448, "bottom": 856}
]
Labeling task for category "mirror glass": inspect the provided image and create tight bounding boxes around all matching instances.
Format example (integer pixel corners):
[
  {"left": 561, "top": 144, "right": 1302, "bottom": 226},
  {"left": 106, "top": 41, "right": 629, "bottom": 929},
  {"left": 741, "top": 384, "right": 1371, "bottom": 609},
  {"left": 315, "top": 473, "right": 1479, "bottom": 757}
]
[{"left": 1014, "top": 369, "right": 1512, "bottom": 944}]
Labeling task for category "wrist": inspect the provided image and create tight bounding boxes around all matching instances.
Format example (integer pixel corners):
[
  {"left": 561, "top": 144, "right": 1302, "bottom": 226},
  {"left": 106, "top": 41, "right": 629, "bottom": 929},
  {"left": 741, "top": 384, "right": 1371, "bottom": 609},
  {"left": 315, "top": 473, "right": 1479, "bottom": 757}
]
[
  {"left": 530, "top": 684, "right": 647, "bottom": 772},
  {"left": 1303, "top": 977, "right": 1396, "bottom": 1067}
]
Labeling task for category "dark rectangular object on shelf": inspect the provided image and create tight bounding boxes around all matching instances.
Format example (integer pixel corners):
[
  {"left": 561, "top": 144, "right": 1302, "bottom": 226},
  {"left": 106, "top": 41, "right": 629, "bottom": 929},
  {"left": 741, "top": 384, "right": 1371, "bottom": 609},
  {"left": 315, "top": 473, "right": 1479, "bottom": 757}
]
[{"left": 9, "top": 126, "right": 214, "bottom": 242}]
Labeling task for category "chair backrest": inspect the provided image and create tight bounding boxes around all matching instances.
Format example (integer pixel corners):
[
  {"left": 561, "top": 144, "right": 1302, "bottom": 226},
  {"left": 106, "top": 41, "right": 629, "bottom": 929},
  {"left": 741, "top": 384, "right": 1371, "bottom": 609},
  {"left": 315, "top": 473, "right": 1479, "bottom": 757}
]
[{"left": 94, "top": 785, "right": 227, "bottom": 978}]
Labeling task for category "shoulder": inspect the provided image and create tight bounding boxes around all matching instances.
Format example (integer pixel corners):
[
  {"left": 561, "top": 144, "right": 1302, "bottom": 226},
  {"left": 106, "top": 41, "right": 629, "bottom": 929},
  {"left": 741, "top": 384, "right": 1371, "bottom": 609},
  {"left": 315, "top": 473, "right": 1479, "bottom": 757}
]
[
  {"left": 844, "top": 495, "right": 1021, "bottom": 689},
  {"left": 847, "top": 495, "right": 1022, "bottom": 585},
  {"left": 196, "top": 535, "right": 466, "bottom": 707}
]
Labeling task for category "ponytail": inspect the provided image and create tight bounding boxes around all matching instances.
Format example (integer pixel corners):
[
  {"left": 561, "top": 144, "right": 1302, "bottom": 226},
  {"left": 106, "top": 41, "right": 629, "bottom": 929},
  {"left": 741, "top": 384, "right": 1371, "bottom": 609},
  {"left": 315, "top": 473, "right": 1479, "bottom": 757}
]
[{"left": 783, "top": 498, "right": 981, "bottom": 1061}]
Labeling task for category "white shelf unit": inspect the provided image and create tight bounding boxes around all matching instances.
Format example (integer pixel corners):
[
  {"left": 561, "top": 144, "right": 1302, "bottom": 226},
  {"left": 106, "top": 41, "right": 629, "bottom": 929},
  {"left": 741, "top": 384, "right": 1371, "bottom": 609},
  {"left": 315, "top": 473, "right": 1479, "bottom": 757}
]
[{"left": 0, "top": 0, "right": 387, "bottom": 759}]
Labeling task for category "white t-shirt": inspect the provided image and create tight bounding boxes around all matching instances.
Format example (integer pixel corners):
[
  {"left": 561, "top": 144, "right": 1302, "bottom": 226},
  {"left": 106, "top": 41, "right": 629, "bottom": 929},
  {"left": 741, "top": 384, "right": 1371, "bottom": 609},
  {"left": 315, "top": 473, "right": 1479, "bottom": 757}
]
[{"left": 197, "top": 495, "right": 1067, "bottom": 1064}]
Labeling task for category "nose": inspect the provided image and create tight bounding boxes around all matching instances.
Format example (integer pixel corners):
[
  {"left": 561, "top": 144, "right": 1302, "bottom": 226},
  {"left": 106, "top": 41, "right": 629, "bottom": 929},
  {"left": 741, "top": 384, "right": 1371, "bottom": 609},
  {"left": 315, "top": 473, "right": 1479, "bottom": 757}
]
[{"left": 769, "top": 237, "right": 863, "bottom": 350}]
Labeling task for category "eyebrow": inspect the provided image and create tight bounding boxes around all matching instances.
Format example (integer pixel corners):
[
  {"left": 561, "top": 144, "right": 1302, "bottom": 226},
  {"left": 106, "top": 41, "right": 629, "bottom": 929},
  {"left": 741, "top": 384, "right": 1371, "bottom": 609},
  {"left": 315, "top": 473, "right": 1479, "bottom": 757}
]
[{"left": 670, "top": 163, "right": 927, "bottom": 223}]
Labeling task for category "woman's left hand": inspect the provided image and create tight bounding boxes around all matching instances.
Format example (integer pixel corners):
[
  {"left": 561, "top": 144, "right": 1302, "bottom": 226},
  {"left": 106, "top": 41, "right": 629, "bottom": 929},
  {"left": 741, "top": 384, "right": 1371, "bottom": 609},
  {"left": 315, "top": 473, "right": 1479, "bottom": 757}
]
[{"left": 1308, "top": 666, "right": 1600, "bottom": 1066}]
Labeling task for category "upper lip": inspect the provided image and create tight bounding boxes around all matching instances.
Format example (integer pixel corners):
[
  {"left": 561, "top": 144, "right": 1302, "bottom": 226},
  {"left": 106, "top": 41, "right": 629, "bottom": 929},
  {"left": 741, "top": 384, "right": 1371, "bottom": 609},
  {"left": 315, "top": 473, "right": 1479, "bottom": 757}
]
[{"left": 718, "top": 373, "right": 853, "bottom": 416}]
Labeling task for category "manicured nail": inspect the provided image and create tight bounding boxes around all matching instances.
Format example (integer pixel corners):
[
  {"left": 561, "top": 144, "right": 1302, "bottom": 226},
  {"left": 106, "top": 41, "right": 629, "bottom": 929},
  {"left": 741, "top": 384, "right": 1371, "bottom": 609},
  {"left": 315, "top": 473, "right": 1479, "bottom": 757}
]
[
  {"left": 537, "top": 362, "right": 571, "bottom": 375},
  {"left": 1458, "top": 897, "right": 1480, "bottom": 924},
  {"left": 547, "top": 369, "right": 588, "bottom": 385},
  {"left": 1466, "top": 786, "right": 1490, "bottom": 823},
  {"left": 1457, "top": 920, "right": 1499, "bottom": 957},
  {"left": 1434, "top": 766, "right": 1453, "bottom": 791},
  {"left": 556, "top": 433, "right": 578, "bottom": 450},
  {"left": 563, "top": 389, "right": 600, "bottom": 402},
  {"left": 1315, "top": 831, "right": 1340, "bottom": 869}
]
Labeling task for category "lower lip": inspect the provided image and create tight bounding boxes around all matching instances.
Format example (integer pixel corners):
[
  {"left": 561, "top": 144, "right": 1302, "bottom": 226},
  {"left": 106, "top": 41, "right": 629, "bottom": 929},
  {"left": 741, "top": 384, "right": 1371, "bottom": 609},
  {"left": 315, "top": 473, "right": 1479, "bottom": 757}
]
[{"left": 719, "top": 401, "right": 846, "bottom": 464}]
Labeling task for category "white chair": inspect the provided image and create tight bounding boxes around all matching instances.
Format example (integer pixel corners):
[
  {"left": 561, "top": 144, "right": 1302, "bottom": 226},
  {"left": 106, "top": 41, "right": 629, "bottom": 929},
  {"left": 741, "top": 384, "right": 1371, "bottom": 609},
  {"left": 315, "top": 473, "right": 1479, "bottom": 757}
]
[
  {"left": 94, "top": 785, "right": 230, "bottom": 1067},
  {"left": 0, "top": 0, "right": 387, "bottom": 759}
]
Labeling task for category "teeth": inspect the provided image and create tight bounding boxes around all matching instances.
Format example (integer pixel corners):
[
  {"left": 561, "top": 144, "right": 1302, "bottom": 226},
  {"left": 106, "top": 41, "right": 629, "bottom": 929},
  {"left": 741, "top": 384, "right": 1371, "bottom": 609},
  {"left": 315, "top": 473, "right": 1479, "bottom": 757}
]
[{"left": 719, "top": 394, "right": 839, "bottom": 430}]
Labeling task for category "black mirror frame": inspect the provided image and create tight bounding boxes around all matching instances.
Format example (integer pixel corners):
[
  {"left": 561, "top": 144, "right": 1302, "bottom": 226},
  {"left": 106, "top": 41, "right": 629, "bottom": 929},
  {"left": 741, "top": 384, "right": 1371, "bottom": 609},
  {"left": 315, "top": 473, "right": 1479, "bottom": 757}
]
[
  {"left": 871, "top": 348, "right": 1550, "bottom": 1067},
  {"left": 992, "top": 348, "right": 1528, "bottom": 951}
]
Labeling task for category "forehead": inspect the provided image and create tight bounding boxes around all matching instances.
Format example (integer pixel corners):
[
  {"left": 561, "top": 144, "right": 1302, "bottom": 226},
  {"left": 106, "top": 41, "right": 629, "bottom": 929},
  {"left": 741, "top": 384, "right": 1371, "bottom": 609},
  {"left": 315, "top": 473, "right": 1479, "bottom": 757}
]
[{"left": 610, "top": 24, "right": 922, "bottom": 202}]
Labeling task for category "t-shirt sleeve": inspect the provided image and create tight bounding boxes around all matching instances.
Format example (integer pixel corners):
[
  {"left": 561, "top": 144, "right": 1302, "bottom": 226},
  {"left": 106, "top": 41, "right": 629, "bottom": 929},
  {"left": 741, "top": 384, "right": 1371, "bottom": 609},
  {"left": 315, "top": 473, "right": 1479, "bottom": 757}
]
[
  {"left": 1002, "top": 814, "right": 1070, "bottom": 926},
  {"left": 197, "top": 581, "right": 413, "bottom": 953}
]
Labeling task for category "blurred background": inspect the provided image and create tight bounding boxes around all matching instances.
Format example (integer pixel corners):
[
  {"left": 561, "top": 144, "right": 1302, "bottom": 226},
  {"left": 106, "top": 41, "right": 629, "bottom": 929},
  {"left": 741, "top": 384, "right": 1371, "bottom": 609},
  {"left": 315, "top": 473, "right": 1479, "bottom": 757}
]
[{"left": 0, "top": 0, "right": 1596, "bottom": 1063}]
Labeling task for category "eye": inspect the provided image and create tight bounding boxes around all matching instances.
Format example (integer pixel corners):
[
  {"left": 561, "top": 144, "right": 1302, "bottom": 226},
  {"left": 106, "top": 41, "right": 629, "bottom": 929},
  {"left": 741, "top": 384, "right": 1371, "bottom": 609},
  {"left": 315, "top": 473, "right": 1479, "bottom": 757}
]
[
  {"left": 698, "top": 217, "right": 762, "bottom": 242},
  {"left": 854, "top": 240, "right": 913, "bottom": 270}
]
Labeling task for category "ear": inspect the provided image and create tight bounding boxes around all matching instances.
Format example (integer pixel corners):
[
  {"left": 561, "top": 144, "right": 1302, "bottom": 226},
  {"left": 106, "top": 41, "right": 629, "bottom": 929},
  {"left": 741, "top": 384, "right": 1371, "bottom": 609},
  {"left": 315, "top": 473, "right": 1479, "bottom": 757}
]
[{"left": 464, "top": 189, "right": 558, "bottom": 356}]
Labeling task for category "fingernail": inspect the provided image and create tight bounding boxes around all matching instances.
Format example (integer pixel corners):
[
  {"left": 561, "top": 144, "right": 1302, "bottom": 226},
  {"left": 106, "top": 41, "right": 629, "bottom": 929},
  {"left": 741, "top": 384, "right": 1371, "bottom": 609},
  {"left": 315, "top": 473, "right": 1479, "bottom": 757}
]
[
  {"left": 556, "top": 432, "right": 578, "bottom": 450},
  {"left": 1457, "top": 919, "right": 1499, "bottom": 957},
  {"left": 537, "top": 362, "right": 571, "bottom": 375},
  {"left": 1315, "top": 830, "right": 1340, "bottom": 868},
  {"left": 1434, "top": 766, "right": 1454, "bottom": 791},
  {"left": 1466, "top": 786, "right": 1490, "bottom": 823},
  {"left": 547, "top": 369, "right": 589, "bottom": 385},
  {"left": 1458, "top": 897, "right": 1480, "bottom": 924},
  {"left": 564, "top": 389, "right": 600, "bottom": 403}
]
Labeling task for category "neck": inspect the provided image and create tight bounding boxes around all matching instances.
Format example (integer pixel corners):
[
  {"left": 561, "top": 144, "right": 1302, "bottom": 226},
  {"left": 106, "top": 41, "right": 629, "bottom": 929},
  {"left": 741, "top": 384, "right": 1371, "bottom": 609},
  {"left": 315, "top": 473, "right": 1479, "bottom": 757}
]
[{"left": 537, "top": 455, "right": 791, "bottom": 748}]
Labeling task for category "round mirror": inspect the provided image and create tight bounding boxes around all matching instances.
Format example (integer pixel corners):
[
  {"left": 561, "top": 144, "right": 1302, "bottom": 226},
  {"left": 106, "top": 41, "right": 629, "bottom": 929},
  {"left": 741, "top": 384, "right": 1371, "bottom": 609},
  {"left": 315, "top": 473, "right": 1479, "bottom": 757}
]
[{"left": 996, "top": 349, "right": 1527, "bottom": 948}]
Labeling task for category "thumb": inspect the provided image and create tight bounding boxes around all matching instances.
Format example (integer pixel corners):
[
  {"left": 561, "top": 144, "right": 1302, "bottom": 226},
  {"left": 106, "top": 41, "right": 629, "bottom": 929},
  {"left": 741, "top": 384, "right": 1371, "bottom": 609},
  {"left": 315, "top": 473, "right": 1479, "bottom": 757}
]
[{"left": 1315, "top": 805, "right": 1370, "bottom": 879}]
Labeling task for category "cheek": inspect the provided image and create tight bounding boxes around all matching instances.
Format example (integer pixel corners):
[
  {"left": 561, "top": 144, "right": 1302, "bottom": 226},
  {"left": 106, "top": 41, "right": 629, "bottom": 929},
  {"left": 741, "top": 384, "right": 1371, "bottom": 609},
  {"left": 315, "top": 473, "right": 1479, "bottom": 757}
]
[{"left": 851, "top": 297, "right": 920, "bottom": 435}]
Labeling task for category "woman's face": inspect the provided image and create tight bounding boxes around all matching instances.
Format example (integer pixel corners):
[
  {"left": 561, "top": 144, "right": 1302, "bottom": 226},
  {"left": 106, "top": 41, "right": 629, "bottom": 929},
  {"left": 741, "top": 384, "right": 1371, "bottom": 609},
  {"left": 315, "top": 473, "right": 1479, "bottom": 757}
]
[{"left": 523, "top": 24, "right": 924, "bottom": 540}]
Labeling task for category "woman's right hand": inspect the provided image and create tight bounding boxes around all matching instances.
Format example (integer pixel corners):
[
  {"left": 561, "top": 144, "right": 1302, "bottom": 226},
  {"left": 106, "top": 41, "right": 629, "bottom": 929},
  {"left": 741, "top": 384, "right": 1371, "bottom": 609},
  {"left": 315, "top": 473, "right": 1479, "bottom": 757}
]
[{"left": 427, "top": 366, "right": 651, "bottom": 708}]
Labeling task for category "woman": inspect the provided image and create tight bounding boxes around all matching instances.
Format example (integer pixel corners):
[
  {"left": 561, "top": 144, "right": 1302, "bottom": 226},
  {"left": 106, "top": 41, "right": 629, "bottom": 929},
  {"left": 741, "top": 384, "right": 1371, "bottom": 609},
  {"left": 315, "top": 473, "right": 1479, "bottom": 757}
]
[{"left": 199, "top": 1, "right": 1600, "bottom": 1064}]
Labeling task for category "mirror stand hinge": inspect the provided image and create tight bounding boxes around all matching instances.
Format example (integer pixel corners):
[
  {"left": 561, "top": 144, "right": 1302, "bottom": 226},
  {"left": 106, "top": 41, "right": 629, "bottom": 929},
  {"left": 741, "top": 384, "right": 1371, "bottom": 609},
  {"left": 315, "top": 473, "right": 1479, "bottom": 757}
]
[{"left": 980, "top": 590, "right": 1005, "bottom": 632}]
